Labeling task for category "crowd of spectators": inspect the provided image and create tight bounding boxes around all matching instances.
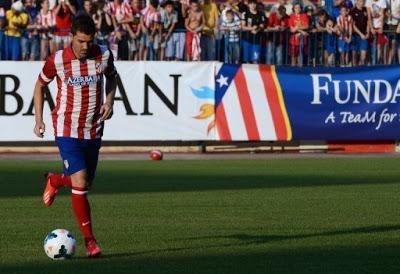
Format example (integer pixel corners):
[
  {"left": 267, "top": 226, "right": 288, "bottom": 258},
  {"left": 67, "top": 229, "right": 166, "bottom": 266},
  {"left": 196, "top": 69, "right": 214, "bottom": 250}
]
[{"left": 0, "top": 0, "right": 399, "bottom": 66}]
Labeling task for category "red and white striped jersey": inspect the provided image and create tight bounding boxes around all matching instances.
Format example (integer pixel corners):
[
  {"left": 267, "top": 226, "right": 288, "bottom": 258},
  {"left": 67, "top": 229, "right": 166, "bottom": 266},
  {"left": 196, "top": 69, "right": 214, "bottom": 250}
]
[
  {"left": 38, "top": 45, "right": 117, "bottom": 140},
  {"left": 337, "top": 15, "right": 353, "bottom": 39}
]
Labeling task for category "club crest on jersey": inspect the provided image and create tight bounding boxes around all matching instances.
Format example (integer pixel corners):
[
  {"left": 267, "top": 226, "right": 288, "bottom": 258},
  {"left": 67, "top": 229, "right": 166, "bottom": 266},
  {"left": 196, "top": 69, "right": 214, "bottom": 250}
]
[{"left": 65, "top": 75, "right": 101, "bottom": 87}]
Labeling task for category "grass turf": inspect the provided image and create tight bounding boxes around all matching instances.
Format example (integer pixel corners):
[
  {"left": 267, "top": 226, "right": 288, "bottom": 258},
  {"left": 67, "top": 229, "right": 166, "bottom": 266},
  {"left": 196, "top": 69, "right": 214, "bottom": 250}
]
[{"left": 0, "top": 158, "right": 399, "bottom": 274}]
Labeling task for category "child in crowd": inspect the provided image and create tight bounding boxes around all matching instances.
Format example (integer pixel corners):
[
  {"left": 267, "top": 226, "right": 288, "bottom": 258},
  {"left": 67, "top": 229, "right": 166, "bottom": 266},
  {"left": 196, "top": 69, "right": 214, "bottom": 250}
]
[
  {"left": 185, "top": 0, "right": 204, "bottom": 61},
  {"left": 220, "top": 9, "right": 241, "bottom": 64},
  {"left": 160, "top": 0, "right": 177, "bottom": 60},
  {"left": 336, "top": 5, "right": 353, "bottom": 66}
]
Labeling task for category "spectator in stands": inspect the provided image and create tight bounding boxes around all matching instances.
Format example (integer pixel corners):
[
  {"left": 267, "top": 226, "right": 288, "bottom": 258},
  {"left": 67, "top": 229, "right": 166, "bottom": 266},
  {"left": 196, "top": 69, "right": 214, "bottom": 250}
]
[
  {"left": 169, "top": 0, "right": 187, "bottom": 61},
  {"left": 82, "top": 0, "right": 94, "bottom": 16},
  {"left": 266, "top": 5, "right": 288, "bottom": 65},
  {"left": 185, "top": 0, "right": 204, "bottom": 61},
  {"left": 220, "top": 1, "right": 240, "bottom": 62},
  {"left": 220, "top": 9, "right": 240, "bottom": 63},
  {"left": 53, "top": 0, "right": 76, "bottom": 51},
  {"left": 201, "top": 0, "right": 218, "bottom": 60},
  {"left": 3, "top": 1, "right": 28, "bottom": 60},
  {"left": 159, "top": 0, "right": 177, "bottom": 60},
  {"left": 37, "top": 0, "right": 55, "bottom": 60},
  {"left": 331, "top": 0, "right": 353, "bottom": 18},
  {"left": 22, "top": 0, "right": 40, "bottom": 60},
  {"left": 386, "top": 0, "right": 400, "bottom": 64},
  {"left": 366, "top": 0, "right": 387, "bottom": 64},
  {"left": 337, "top": 5, "right": 353, "bottom": 66},
  {"left": 350, "top": 0, "right": 369, "bottom": 65},
  {"left": 126, "top": 0, "right": 141, "bottom": 60},
  {"left": 109, "top": 0, "right": 134, "bottom": 60},
  {"left": 288, "top": 3, "right": 309, "bottom": 66},
  {"left": 241, "top": 0, "right": 266, "bottom": 64},
  {"left": 324, "top": 17, "right": 338, "bottom": 66},
  {"left": 0, "top": 5, "right": 5, "bottom": 60},
  {"left": 396, "top": 19, "right": 400, "bottom": 62},
  {"left": 272, "top": 0, "right": 293, "bottom": 16},
  {"left": 139, "top": 0, "right": 161, "bottom": 60},
  {"left": 93, "top": 0, "right": 113, "bottom": 47},
  {"left": 305, "top": 5, "right": 317, "bottom": 66}
]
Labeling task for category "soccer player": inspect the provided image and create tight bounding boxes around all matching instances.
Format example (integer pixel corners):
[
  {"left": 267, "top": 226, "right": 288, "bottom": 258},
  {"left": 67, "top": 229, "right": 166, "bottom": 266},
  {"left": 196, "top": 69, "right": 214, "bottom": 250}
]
[{"left": 32, "top": 14, "right": 117, "bottom": 258}]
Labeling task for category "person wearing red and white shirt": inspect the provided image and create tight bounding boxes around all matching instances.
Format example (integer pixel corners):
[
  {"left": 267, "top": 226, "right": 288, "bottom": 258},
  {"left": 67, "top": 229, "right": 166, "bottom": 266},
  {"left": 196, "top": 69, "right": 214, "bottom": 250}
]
[
  {"left": 337, "top": 5, "right": 353, "bottom": 66},
  {"left": 37, "top": 0, "right": 55, "bottom": 59},
  {"left": 53, "top": 0, "right": 76, "bottom": 51},
  {"left": 33, "top": 15, "right": 117, "bottom": 258},
  {"left": 139, "top": 0, "right": 161, "bottom": 60}
]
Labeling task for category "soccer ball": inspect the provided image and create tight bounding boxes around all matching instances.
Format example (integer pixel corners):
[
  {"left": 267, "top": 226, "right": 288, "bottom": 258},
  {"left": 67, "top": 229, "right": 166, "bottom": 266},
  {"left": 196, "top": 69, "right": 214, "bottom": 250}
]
[
  {"left": 43, "top": 229, "right": 76, "bottom": 260},
  {"left": 150, "top": 150, "right": 163, "bottom": 161}
]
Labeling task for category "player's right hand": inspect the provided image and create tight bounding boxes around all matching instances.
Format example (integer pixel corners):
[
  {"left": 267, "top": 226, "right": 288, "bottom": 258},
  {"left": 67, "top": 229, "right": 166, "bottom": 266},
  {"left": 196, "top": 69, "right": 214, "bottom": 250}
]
[{"left": 34, "top": 122, "right": 46, "bottom": 138}]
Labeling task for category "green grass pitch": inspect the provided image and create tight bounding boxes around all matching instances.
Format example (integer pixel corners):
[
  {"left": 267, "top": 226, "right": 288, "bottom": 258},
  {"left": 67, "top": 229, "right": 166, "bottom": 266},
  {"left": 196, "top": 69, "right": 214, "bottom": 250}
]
[{"left": 0, "top": 158, "right": 400, "bottom": 274}]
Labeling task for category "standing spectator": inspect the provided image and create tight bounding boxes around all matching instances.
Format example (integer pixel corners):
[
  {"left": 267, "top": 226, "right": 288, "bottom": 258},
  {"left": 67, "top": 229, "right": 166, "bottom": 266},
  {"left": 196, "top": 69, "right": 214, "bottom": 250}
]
[
  {"left": 366, "top": 0, "right": 387, "bottom": 64},
  {"left": 53, "top": 0, "right": 76, "bottom": 51},
  {"left": 324, "top": 17, "right": 338, "bottom": 66},
  {"left": 169, "top": 0, "right": 187, "bottom": 61},
  {"left": 201, "top": 0, "right": 218, "bottom": 60},
  {"left": 139, "top": 0, "right": 161, "bottom": 60},
  {"left": 126, "top": 0, "right": 141, "bottom": 60},
  {"left": 82, "top": 0, "right": 94, "bottom": 16},
  {"left": 241, "top": 0, "right": 266, "bottom": 64},
  {"left": 109, "top": 0, "right": 134, "bottom": 60},
  {"left": 267, "top": 5, "right": 288, "bottom": 65},
  {"left": 185, "top": 0, "right": 204, "bottom": 61},
  {"left": 305, "top": 5, "right": 317, "bottom": 66},
  {"left": 350, "top": 0, "right": 369, "bottom": 65},
  {"left": 220, "top": 9, "right": 240, "bottom": 63},
  {"left": 288, "top": 3, "right": 309, "bottom": 66},
  {"left": 386, "top": 0, "right": 400, "bottom": 63},
  {"left": 22, "top": 0, "right": 40, "bottom": 60},
  {"left": 331, "top": 0, "right": 353, "bottom": 18},
  {"left": 272, "top": 0, "right": 293, "bottom": 16},
  {"left": 396, "top": 19, "right": 400, "bottom": 62},
  {"left": 0, "top": 5, "right": 5, "bottom": 60},
  {"left": 4, "top": 1, "right": 28, "bottom": 60},
  {"left": 160, "top": 0, "right": 177, "bottom": 60},
  {"left": 37, "top": 0, "right": 55, "bottom": 60},
  {"left": 337, "top": 5, "right": 353, "bottom": 66},
  {"left": 92, "top": 0, "right": 113, "bottom": 47}
]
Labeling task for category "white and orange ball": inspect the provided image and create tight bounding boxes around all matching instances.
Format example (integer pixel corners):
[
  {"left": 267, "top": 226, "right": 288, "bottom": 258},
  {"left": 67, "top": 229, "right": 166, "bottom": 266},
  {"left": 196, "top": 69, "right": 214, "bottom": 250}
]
[
  {"left": 150, "top": 150, "right": 163, "bottom": 161},
  {"left": 43, "top": 229, "right": 76, "bottom": 260}
]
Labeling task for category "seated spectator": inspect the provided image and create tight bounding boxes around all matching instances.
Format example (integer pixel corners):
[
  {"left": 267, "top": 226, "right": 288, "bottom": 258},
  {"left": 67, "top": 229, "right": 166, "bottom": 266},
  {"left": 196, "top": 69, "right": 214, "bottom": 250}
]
[
  {"left": 337, "top": 5, "right": 353, "bottom": 66},
  {"left": 185, "top": 0, "right": 204, "bottom": 61},
  {"left": 37, "top": 0, "right": 55, "bottom": 60},
  {"left": 3, "top": 1, "right": 28, "bottom": 60},
  {"left": 288, "top": 3, "right": 309, "bottom": 66},
  {"left": 139, "top": 0, "right": 161, "bottom": 60},
  {"left": 350, "top": 0, "right": 369, "bottom": 65},
  {"left": 241, "top": 0, "right": 266, "bottom": 64},
  {"left": 220, "top": 9, "right": 240, "bottom": 63},
  {"left": 22, "top": 0, "right": 40, "bottom": 60},
  {"left": 159, "top": 0, "right": 177, "bottom": 60},
  {"left": 53, "top": 0, "right": 76, "bottom": 51}
]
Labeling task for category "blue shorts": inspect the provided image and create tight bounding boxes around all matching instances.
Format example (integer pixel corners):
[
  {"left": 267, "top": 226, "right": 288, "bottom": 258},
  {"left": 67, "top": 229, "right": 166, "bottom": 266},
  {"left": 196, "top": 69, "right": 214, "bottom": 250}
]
[
  {"left": 55, "top": 137, "right": 101, "bottom": 180},
  {"left": 352, "top": 35, "right": 368, "bottom": 52},
  {"left": 323, "top": 33, "right": 336, "bottom": 55},
  {"left": 242, "top": 40, "right": 261, "bottom": 63},
  {"left": 338, "top": 39, "right": 350, "bottom": 53}
]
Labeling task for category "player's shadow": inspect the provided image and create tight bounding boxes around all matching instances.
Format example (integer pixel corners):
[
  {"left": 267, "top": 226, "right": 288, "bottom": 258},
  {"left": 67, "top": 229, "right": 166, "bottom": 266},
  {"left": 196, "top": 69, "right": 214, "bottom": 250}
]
[{"left": 97, "top": 224, "right": 400, "bottom": 259}]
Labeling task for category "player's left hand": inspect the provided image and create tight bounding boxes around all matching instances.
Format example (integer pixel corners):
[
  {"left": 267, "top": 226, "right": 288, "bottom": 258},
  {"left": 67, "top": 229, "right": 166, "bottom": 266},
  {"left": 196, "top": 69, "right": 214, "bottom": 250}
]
[{"left": 100, "top": 102, "right": 113, "bottom": 121}]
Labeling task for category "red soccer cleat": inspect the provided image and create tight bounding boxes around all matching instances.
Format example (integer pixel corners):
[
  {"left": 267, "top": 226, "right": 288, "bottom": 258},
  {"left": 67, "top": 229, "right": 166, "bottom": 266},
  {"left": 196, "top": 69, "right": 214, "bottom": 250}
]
[
  {"left": 86, "top": 239, "right": 102, "bottom": 258},
  {"left": 42, "top": 172, "right": 58, "bottom": 207}
]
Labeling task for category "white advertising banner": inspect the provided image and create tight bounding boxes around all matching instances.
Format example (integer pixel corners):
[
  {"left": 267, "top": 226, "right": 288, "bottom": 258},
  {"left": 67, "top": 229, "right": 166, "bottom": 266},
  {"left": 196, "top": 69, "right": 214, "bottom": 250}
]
[{"left": 0, "top": 62, "right": 216, "bottom": 141}]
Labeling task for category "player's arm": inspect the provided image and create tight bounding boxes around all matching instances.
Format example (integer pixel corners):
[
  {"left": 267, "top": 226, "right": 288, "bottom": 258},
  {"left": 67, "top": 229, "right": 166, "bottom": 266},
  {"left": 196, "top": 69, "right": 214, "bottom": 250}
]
[
  {"left": 33, "top": 80, "right": 46, "bottom": 138},
  {"left": 33, "top": 56, "right": 56, "bottom": 138},
  {"left": 100, "top": 50, "right": 117, "bottom": 121}
]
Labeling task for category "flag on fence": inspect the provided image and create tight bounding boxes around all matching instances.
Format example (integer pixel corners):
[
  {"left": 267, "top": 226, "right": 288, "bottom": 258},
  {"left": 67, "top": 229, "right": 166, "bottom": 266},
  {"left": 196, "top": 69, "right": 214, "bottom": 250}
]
[{"left": 215, "top": 64, "right": 292, "bottom": 141}]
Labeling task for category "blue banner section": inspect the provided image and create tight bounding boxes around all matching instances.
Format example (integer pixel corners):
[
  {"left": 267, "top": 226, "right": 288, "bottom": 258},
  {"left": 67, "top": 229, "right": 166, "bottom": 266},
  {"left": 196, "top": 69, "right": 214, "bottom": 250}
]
[{"left": 276, "top": 66, "right": 400, "bottom": 140}]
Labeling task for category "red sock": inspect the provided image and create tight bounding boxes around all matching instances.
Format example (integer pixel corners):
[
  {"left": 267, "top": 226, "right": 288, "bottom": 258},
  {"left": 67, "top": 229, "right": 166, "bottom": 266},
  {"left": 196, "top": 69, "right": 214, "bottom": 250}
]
[
  {"left": 49, "top": 174, "right": 72, "bottom": 188},
  {"left": 71, "top": 186, "right": 95, "bottom": 243}
]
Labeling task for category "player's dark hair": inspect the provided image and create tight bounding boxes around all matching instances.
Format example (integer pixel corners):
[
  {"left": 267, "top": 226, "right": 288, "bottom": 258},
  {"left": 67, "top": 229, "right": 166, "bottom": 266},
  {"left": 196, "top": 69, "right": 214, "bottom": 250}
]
[{"left": 71, "top": 14, "right": 96, "bottom": 36}]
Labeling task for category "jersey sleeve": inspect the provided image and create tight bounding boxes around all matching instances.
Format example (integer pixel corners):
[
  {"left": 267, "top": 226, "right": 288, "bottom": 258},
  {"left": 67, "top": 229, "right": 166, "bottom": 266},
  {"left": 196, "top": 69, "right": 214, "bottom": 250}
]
[
  {"left": 104, "top": 49, "right": 117, "bottom": 78},
  {"left": 38, "top": 55, "right": 57, "bottom": 86}
]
